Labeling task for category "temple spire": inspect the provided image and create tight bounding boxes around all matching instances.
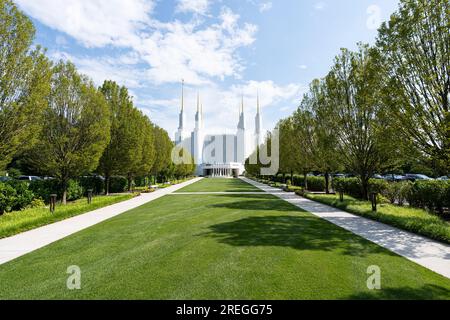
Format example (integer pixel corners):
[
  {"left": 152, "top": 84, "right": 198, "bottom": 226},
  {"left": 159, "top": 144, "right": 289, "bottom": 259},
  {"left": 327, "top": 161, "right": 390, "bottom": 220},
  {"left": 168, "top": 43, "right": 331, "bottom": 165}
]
[
  {"left": 257, "top": 91, "right": 260, "bottom": 113},
  {"left": 181, "top": 79, "right": 185, "bottom": 112},
  {"left": 197, "top": 92, "right": 200, "bottom": 112}
]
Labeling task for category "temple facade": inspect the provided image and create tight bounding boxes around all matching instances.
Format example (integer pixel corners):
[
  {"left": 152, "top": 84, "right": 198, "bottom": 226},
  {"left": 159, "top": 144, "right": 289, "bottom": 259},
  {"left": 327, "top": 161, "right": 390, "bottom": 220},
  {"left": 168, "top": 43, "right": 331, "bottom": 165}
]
[{"left": 175, "top": 83, "right": 263, "bottom": 177}]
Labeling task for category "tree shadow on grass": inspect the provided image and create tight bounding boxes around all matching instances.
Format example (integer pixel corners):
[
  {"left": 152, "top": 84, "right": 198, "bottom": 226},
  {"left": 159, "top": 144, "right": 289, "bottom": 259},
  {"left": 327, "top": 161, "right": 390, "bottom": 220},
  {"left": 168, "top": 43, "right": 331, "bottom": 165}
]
[
  {"left": 207, "top": 194, "right": 297, "bottom": 212},
  {"left": 201, "top": 215, "right": 393, "bottom": 257},
  {"left": 346, "top": 284, "right": 450, "bottom": 300}
]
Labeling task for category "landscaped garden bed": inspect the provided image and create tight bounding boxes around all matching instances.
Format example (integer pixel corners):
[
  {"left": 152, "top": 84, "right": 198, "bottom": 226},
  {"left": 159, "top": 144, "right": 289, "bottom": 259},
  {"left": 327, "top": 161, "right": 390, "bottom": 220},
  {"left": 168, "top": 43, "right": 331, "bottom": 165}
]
[{"left": 0, "top": 194, "right": 135, "bottom": 239}]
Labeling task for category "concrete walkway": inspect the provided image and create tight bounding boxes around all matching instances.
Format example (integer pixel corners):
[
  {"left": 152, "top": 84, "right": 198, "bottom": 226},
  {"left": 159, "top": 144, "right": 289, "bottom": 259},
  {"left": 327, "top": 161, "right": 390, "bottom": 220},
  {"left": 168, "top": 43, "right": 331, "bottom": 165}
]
[
  {"left": 0, "top": 177, "right": 202, "bottom": 265},
  {"left": 242, "top": 177, "right": 450, "bottom": 279}
]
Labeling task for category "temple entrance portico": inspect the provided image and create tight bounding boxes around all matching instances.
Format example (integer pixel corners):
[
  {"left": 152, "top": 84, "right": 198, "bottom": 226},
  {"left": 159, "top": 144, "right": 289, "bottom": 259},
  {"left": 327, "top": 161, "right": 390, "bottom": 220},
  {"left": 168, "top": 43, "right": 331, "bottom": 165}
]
[{"left": 202, "top": 163, "right": 242, "bottom": 178}]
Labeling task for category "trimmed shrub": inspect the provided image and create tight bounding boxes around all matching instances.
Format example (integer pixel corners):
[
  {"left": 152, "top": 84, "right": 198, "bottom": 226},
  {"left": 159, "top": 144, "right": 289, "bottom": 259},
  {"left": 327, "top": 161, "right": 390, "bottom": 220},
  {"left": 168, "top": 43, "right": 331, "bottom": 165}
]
[
  {"left": 29, "top": 179, "right": 83, "bottom": 203},
  {"left": 109, "top": 176, "right": 128, "bottom": 193},
  {"left": 334, "top": 178, "right": 363, "bottom": 199},
  {"left": 29, "top": 179, "right": 59, "bottom": 203},
  {"left": 409, "top": 180, "right": 449, "bottom": 215},
  {"left": 66, "top": 180, "right": 83, "bottom": 201},
  {"left": 306, "top": 176, "right": 326, "bottom": 192},
  {"left": 0, "top": 181, "right": 35, "bottom": 214},
  {"left": 78, "top": 176, "right": 104, "bottom": 195},
  {"left": 368, "top": 179, "right": 389, "bottom": 194},
  {"left": 28, "top": 198, "right": 46, "bottom": 209}
]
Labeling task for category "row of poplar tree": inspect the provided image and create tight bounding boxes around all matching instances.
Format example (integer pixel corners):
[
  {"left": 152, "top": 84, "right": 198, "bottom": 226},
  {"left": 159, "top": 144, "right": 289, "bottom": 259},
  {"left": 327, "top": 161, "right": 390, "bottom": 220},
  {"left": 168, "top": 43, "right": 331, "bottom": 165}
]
[
  {"left": 247, "top": 0, "right": 449, "bottom": 199},
  {"left": 0, "top": 0, "right": 194, "bottom": 204}
]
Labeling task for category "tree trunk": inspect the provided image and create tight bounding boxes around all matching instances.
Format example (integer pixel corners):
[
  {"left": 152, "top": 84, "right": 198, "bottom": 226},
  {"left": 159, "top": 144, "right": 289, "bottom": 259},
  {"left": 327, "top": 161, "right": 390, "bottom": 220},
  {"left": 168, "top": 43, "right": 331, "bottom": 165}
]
[
  {"left": 325, "top": 172, "right": 330, "bottom": 194},
  {"left": 290, "top": 171, "right": 294, "bottom": 184},
  {"left": 128, "top": 176, "right": 133, "bottom": 193},
  {"left": 105, "top": 175, "right": 110, "bottom": 195},
  {"left": 303, "top": 171, "right": 308, "bottom": 190},
  {"left": 361, "top": 175, "right": 369, "bottom": 200},
  {"left": 61, "top": 179, "right": 68, "bottom": 205}
]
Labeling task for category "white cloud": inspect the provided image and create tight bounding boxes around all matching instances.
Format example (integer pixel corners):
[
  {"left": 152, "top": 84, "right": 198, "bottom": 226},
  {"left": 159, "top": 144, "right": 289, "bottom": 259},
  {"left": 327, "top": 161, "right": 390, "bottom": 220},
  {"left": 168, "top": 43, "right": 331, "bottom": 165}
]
[
  {"left": 136, "top": 8, "right": 258, "bottom": 85},
  {"left": 176, "top": 0, "right": 209, "bottom": 15},
  {"left": 259, "top": 2, "right": 272, "bottom": 13},
  {"left": 16, "top": 1, "right": 257, "bottom": 86},
  {"left": 50, "top": 51, "right": 144, "bottom": 89},
  {"left": 15, "top": 0, "right": 153, "bottom": 48},
  {"left": 314, "top": 2, "right": 326, "bottom": 10},
  {"left": 298, "top": 64, "right": 308, "bottom": 70}
]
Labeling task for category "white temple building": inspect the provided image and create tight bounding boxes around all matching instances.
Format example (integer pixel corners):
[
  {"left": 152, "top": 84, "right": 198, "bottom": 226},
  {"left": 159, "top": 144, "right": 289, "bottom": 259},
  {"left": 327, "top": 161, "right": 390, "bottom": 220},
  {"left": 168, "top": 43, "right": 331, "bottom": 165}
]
[{"left": 175, "top": 83, "right": 263, "bottom": 177}]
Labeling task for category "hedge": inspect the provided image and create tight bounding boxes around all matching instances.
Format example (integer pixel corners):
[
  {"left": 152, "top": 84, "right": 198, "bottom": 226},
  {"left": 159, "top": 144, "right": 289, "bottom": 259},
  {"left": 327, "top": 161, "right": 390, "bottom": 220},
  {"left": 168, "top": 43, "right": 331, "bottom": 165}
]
[
  {"left": 78, "top": 176, "right": 104, "bottom": 195},
  {"left": 29, "top": 179, "right": 83, "bottom": 203},
  {"left": 109, "top": 176, "right": 128, "bottom": 193},
  {"left": 409, "top": 180, "right": 450, "bottom": 215}
]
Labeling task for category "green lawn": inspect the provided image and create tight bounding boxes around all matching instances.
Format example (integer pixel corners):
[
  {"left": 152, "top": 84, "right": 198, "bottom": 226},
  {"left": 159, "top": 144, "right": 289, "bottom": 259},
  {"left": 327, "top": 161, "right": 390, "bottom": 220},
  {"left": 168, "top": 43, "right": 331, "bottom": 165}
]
[
  {"left": 0, "top": 179, "right": 449, "bottom": 299},
  {"left": 305, "top": 193, "right": 450, "bottom": 245},
  {"left": 176, "top": 177, "right": 263, "bottom": 193},
  {"left": 0, "top": 194, "right": 135, "bottom": 239}
]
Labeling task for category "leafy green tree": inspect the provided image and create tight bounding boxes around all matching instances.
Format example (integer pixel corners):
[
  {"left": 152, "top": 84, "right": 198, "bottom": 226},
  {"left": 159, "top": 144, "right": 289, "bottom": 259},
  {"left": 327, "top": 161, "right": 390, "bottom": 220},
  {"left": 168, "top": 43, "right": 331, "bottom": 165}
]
[
  {"left": 124, "top": 108, "right": 155, "bottom": 191},
  {"left": 151, "top": 126, "right": 173, "bottom": 183},
  {"left": 299, "top": 79, "right": 341, "bottom": 193},
  {"left": 291, "top": 106, "right": 315, "bottom": 189},
  {"left": 97, "top": 81, "right": 155, "bottom": 194},
  {"left": 325, "top": 44, "right": 398, "bottom": 199},
  {"left": 30, "top": 61, "right": 110, "bottom": 204},
  {"left": 0, "top": 0, "right": 52, "bottom": 170},
  {"left": 377, "top": 0, "right": 450, "bottom": 172}
]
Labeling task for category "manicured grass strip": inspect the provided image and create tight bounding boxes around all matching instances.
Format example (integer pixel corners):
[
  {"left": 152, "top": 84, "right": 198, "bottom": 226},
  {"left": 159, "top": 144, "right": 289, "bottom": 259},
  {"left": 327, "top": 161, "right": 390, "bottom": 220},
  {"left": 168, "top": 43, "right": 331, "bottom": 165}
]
[
  {"left": 0, "top": 194, "right": 134, "bottom": 239},
  {"left": 304, "top": 193, "right": 450, "bottom": 245},
  {"left": 0, "top": 189, "right": 449, "bottom": 299},
  {"left": 176, "top": 178, "right": 263, "bottom": 193}
]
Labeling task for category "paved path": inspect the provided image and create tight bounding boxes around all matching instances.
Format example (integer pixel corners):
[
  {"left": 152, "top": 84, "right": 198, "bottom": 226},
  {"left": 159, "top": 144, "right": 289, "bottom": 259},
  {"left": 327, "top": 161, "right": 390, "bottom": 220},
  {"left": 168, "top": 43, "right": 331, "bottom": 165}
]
[
  {"left": 242, "top": 177, "right": 450, "bottom": 279},
  {"left": 0, "top": 178, "right": 202, "bottom": 265}
]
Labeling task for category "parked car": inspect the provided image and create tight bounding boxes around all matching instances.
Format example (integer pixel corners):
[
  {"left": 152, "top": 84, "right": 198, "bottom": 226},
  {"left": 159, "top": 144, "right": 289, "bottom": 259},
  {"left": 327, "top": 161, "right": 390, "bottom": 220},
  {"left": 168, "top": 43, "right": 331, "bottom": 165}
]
[
  {"left": 383, "top": 174, "right": 407, "bottom": 182},
  {"left": 372, "top": 174, "right": 384, "bottom": 179},
  {"left": 0, "top": 176, "right": 12, "bottom": 182},
  {"left": 437, "top": 176, "right": 449, "bottom": 181},
  {"left": 404, "top": 174, "right": 434, "bottom": 182},
  {"left": 17, "top": 175, "right": 42, "bottom": 182},
  {"left": 333, "top": 173, "right": 346, "bottom": 178}
]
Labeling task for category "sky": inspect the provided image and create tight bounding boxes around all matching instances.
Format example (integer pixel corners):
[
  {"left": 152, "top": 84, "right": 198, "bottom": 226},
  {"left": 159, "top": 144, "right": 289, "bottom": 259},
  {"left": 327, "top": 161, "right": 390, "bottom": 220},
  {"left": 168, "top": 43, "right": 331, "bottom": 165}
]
[{"left": 14, "top": 0, "right": 400, "bottom": 138}]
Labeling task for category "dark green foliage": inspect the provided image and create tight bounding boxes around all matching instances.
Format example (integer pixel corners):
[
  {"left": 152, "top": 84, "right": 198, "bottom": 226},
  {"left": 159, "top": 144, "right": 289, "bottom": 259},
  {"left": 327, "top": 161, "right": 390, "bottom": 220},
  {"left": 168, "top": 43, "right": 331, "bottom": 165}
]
[
  {"left": 306, "top": 176, "right": 326, "bottom": 192},
  {"left": 334, "top": 178, "right": 363, "bottom": 199},
  {"left": 29, "top": 179, "right": 58, "bottom": 203},
  {"left": 66, "top": 180, "right": 83, "bottom": 202},
  {"left": 409, "top": 181, "right": 450, "bottom": 215},
  {"left": 78, "top": 176, "right": 104, "bottom": 195},
  {"left": 109, "top": 176, "right": 128, "bottom": 193},
  {"left": 383, "top": 181, "right": 413, "bottom": 206},
  {"left": 0, "top": 181, "right": 34, "bottom": 214},
  {"left": 29, "top": 179, "right": 83, "bottom": 203},
  {"left": 368, "top": 179, "right": 389, "bottom": 194}
]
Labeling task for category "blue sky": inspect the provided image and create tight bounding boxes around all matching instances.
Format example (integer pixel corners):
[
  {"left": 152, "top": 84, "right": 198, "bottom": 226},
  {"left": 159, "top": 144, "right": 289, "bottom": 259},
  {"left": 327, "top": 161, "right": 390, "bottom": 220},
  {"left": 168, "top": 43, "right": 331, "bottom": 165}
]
[{"left": 15, "top": 0, "right": 400, "bottom": 137}]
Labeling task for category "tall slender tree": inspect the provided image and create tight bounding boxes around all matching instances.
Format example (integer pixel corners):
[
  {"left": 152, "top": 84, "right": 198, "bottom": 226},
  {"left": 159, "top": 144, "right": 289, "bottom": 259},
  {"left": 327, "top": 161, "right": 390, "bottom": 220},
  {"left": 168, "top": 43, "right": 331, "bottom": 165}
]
[
  {"left": 30, "top": 61, "right": 110, "bottom": 204},
  {"left": 151, "top": 126, "right": 173, "bottom": 183},
  {"left": 377, "top": 0, "right": 450, "bottom": 172},
  {"left": 0, "top": 0, "right": 52, "bottom": 170},
  {"left": 325, "top": 44, "right": 398, "bottom": 199}
]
